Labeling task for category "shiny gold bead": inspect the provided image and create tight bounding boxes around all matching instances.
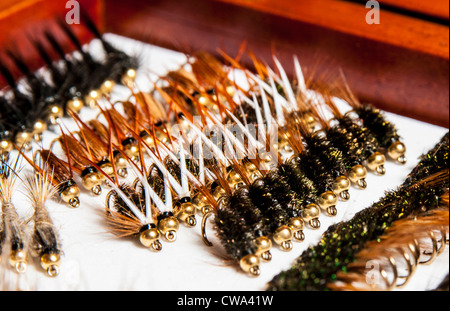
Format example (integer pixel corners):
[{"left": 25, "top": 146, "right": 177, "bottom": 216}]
[
  {"left": 302, "top": 111, "right": 316, "bottom": 130},
  {"left": 100, "top": 162, "right": 115, "bottom": 178},
  {"left": 388, "top": 141, "right": 407, "bottom": 164},
  {"left": 225, "top": 85, "right": 236, "bottom": 97},
  {"left": 289, "top": 217, "right": 305, "bottom": 241},
  {"left": 272, "top": 225, "right": 293, "bottom": 251},
  {"left": 122, "top": 68, "right": 137, "bottom": 87},
  {"left": 139, "top": 227, "right": 161, "bottom": 250},
  {"left": 239, "top": 254, "right": 260, "bottom": 276},
  {"left": 158, "top": 216, "right": 179, "bottom": 242},
  {"left": 10, "top": 250, "right": 27, "bottom": 273},
  {"left": 318, "top": 191, "right": 338, "bottom": 216},
  {"left": 114, "top": 153, "right": 128, "bottom": 178},
  {"left": 318, "top": 191, "right": 338, "bottom": 210},
  {"left": 197, "top": 95, "right": 208, "bottom": 106},
  {"left": 333, "top": 175, "right": 351, "bottom": 200},
  {"left": 15, "top": 131, "right": 33, "bottom": 150},
  {"left": 85, "top": 89, "right": 102, "bottom": 108},
  {"left": 253, "top": 236, "right": 272, "bottom": 259},
  {"left": 66, "top": 97, "right": 84, "bottom": 113},
  {"left": 259, "top": 151, "right": 277, "bottom": 170},
  {"left": 60, "top": 184, "right": 81, "bottom": 208},
  {"left": 192, "top": 193, "right": 210, "bottom": 214},
  {"left": 197, "top": 94, "right": 219, "bottom": 113},
  {"left": 176, "top": 202, "right": 197, "bottom": 227},
  {"left": 367, "top": 152, "right": 386, "bottom": 174},
  {"left": 101, "top": 79, "right": 115, "bottom": 94},
  {"left": 142, "top": 132, "right": 155, "bottom": 147},
  {"left": 333, "top": 176, "right": 351, "bottom": 193},
  {"left": 40, "top": 252, "right": 61, "bottom": 277},
  {"left": 278, "top": 137, "right": 293, "bottom": 154},
  {"left": 302, "top": 203, "right": 320, "bottom": 220},
  {"left": 227, "top": 170, "right": 242, "bottom": 185},
  {"left": 0, "top": 139, "right": 13, "bottom": 153},
  {"left": 348, "top": 165, "right": 367, "bottom": 183},
  {"left": 126, "top": 68, "right": 137, "bottom": 79},
  {"left": 124, "top": 143, "right": 139, "bottom": 161},
  {"left": 48, "top": 105, "right": 64, "bottom": 124},
  {"left": 154, "top": 130, "right": 169, "bottom": 145},
  {"left": 259, "top": 151, "right": 272, "bottom": 163},
  {"left": 32, "top": 119, "right": 47, "bottom": 135},
  {"left": 212, "top": 186, "right": 226, "bottom": 201},
  {"left": 289, "top": 217, "right": 304, "bottom": 231},
  {"left": 244, "top": 162, "right": 261, "bottom": 182},
  {"left": 82, "top": 172, "right": 103, "bottom": 195}
]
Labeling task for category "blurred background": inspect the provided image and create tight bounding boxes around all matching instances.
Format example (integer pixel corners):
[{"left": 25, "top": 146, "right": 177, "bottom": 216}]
[{"left": 0, "top": 0, "right": 448, "bottom": 127}]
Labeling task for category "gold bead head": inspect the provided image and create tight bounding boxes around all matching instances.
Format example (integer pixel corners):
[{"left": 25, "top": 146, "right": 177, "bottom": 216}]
[
  {"left": 253, "top": 236, "right": 272, "bottom": 261},
  {"left": 192, "top": 193, "right": 210, "bottom": 215},
  {"left": 302, "top": 111, "right": 317, "bottom": 130},
  {"left": 388, "top": 141, "right": 407, "bottom": 164},
  {"left": 10, "top": 249, "right": 27, "bottom": 273},
  {"left": 278, "top": 137, "right": 293, "bottom": 154},
  {"left": 244, "top": 162, "right": 262, "bottom": 183},
  {"left": 302, "top": 203, "right": 320, "bottom": 220},
  {"left": 66, "top": 97, "right": 84, "bottom": 113},
  {"left": 139, "top": 225, "right": 162, "bottom": 251},
  {"left": 225, "top": 85, "right": 236, "bottom": 97},
  {"left": 212, "top": 185, "right": 226, "bottom": 202},
  {"left": 367, "top": 152, "right": 386, "bottom": 175},
  {"left": 124, "top": 143, "right": 140, "bottom": 162},
  {"left": 333, "top": 175, "right": 351, "bottom": 201},
  {"left": 272, "top": 225, "right": 294, "bottom": 251},
  {"left": 158, "top": 216, "right": 179, "bottom": 242},
  {"left": 15, "top": 131, "right": 33, "bottom": 151},
  {"left": 176, "top": 202, "right": 197, "bottom": 227},
  {"left": 227, "top": 170, "right": 244, "bottom": 189},
  {"left": 197, "top": 94, "right": 219, "bottom": 113},
  {"left": 0, "top": 139, "right": 13, "bottom": 154},
  {"left": 60, "top": 184, "right": 81, "bottom": 208},
  {"left": 318, "top": 191, "right": 338, "bottom": 211},
  {"left": 48, "top": 105, "right": 64, "bottom": 125},
  {"left": 114, "top": 153, "right": 128, "bottom": 178},
  {"left": 302, "top": 203, "right": 321, "bottom": 229},
  {"left": 122, "top": 68, "right": 137, "bottom": 87},
  {"left": 32, "top": 119, "right": 47, "bottom": 141},
  {"left": 289, "top": 217, "right": 305, "bottom": 241},
  {"left": 85, "top": 89, "right": 102, "bottom": 109},
  {"left": 82, "top": 171, "right": 103, "bottom": 195},
  {"left": 259, "top": 151, "right": 277, "bottom": 170},
  {"left": 99, "top": 161, "right": 115, "bottom": 179},
  {"left": 141, "top": 131, "right": 155, "bottom": 148},
  {"left": 239, "top": 254, "right": 260, "bottom": 277},
  {"left": 40, "top": 252, "right": 61, "bottom": 277},
  {"left": 348, "top": 165, "right": 368, "bottom": 189},
  {"left": 101, "top": 79, "right": 115, "bottom": 95}
]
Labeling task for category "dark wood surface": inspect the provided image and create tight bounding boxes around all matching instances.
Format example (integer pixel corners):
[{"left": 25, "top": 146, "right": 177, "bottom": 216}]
[
  {"left": 101, "top": 0, "right": 449, "bottom": 128},
  {"left": 1, "top": 0, "right": 448, "bottom": 127}
]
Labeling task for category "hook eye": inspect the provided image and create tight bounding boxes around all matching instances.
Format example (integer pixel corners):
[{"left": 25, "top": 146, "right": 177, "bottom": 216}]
[
  {"left": 201, "top": 210, "right": 214, "bottom": 247},
  {"left": 411, "top": 239, "right": 421, "bottom": 264},
  {"left": 420, "top": 231, "right": 438, "bottom": 265},
  {"left": 105, "top": 190, "right": 115, "bottom": 216},
  {"left": 132, "top": 177, "right": 141, "bottom": 190},
  {"left": 437, "top": 229, "right": 447, "bottom": 255},
  {"left": 395, "top": 248, "right": 414, "bottom": 288},
  {"left": 382, "top": 256, "right": 398, "bottom": 291}
]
